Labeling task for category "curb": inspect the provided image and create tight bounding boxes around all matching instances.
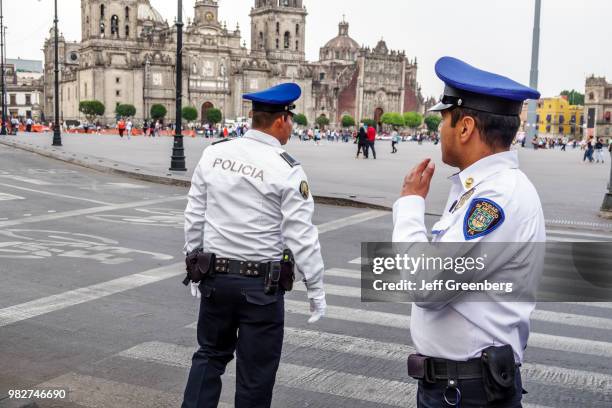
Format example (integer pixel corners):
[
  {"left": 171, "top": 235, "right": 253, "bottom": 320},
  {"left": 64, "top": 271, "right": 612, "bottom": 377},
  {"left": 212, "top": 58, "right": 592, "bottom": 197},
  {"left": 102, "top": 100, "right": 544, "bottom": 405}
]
[
  {"left": 0, "top": 395, "right": 39, "bottom": 408},
  {"left": 0, "top": 138, "right": 393, "bottom": 212}
]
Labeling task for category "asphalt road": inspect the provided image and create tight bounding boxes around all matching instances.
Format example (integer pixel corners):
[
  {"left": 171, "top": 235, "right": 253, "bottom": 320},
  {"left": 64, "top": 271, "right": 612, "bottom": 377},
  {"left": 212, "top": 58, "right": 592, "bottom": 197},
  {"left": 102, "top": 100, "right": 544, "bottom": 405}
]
[{"left": 0, "top": 144, "right": 611, "bottom": 408}]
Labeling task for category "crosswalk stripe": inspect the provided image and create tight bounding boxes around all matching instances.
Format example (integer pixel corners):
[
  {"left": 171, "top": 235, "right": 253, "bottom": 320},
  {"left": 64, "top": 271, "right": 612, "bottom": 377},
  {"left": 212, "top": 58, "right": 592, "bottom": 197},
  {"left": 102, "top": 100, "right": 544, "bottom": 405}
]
[
  {"left": 316, "top": 210, "right": 388, "bottom": 234},
  {"left": 322, "top": 269, "right": 612, "bottom": 329},
  {"left": 189, "top": 297, "right": 612, "bottom": 359},
  {"left": 118, "top": 341, "right": 415, "bottom": 407},
  {"left": 0, "top": 263, "right": 184, "bottom": 327}
]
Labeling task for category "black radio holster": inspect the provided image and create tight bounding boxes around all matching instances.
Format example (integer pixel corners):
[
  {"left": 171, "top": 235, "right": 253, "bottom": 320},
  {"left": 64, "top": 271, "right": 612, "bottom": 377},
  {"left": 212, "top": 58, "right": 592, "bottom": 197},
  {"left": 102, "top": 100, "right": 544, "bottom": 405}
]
[
  {"left": 481, "top": 345, "right": 517, "bottom": 403},
  {"left": 279, "top": 249, "right": 295, "bottom": 292},
  {"left": 183, "top": 249, "right": 216, "bottom": 286}
]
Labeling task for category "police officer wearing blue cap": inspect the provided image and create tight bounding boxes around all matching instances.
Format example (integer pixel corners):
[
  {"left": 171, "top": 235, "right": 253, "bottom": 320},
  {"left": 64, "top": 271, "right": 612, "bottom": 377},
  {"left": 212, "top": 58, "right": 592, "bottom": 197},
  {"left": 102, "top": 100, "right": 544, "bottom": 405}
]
[
  {"left": 393, "top": 57, "right": 546, "bottom": 407},
  {"left": 182, "top": 83, "right": 327, "bottom": 408}
]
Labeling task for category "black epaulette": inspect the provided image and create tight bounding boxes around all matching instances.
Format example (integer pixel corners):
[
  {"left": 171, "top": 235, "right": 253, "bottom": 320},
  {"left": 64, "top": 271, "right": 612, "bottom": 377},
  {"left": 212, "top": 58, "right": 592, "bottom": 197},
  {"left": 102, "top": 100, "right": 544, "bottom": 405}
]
[
  {"left": 212, "top": 138, "right": 233, "bottom": 146},
  {"left": 280, "top": 152, "right": 300, "bottom": 168}
]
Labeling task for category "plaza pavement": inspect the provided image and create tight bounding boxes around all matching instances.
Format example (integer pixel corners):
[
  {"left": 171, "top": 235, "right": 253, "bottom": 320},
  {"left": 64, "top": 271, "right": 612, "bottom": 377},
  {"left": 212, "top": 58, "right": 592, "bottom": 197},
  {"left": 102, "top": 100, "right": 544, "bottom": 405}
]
[{"left": 0, "top": 131, "right": 610, "bottom": 231}]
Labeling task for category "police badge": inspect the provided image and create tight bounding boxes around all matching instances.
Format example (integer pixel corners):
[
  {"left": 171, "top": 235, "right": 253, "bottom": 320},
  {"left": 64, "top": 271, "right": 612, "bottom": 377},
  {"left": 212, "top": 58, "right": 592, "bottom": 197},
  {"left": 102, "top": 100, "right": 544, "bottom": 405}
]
[
  {"left": 299, "top": 181, "right": 310, "bottom": 200},
  {"left": 464, "top": 198, "right": 505, "bottom": 240}
]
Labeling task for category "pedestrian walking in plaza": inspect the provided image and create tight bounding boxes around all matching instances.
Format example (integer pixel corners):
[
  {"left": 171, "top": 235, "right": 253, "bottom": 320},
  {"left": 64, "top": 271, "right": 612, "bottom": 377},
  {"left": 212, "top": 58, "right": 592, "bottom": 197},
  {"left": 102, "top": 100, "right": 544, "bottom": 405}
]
[
  {"left": 356, "top": 126, "right": 368, "bottom": 158},
  {"left": 10, "top": 117, "right": 19, "bottom": 135},
  {"left": 584, "top": 140, "right": 594, "bottom": 163},
  {"left": 117, "top": 118, "right": 126, "bottom": 138},
  {"left": 395, "top": 56, "right": 545, "bottom": 408},
  {"left": 126, "top": 119, "right": 133, "bottom": 139},
  {"left": 25, "top": 117, "right": 33, "bottom": 133},
  {"left": 367, "top": 124, "right": 377, "bottom": 159},
  {"left": 181, "top": 83, "right": 327, "bottom": 408},
  {"left": 314, "top": 128, "right": 321, "bottom": 145},
  {"left": 154, "top": 120, "right": 162, "bottom": 137},
  {"left": 594, "top": 138, "right": 605, "bottom": 163},
  {"left": 391, "top": 129, "right": 400, "bottom": 153},
  {"left": 143, "top": 120, "right": 149, "bottom": 137}
]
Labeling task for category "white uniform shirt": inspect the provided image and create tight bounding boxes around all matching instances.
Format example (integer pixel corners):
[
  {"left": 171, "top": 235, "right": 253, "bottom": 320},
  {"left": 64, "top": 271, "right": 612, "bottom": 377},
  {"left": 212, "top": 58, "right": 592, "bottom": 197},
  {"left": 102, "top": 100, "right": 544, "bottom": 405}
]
[
  {"left": 184, "top": 130, "right": 325, "bottom": 298},
  {"left": 392, "top": 151, "right": 546, "bottom": 363}
]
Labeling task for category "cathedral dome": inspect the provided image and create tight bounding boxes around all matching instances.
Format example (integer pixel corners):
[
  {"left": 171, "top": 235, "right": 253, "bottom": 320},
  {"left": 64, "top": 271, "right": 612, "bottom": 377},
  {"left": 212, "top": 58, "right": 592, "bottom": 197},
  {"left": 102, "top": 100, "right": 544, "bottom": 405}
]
[
  {"left": 138, "top": 3, "right": 165, "bottom": 23},
  {"left": 323, "top": 21, "right": 359, "bottom": 51},
  {"left": 320, "top": 20, "right": 360, "bottom": 62}
]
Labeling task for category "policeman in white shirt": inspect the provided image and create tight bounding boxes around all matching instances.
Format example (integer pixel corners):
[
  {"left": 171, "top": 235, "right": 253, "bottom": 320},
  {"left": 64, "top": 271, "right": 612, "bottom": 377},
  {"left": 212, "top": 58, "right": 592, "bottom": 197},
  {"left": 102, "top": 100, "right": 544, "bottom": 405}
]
[
  {"left": 393, "top": 57, "right": 546, "bottom": 407},
  {"left": 181, "top": 83, "right": 326, "bottom": 408}
]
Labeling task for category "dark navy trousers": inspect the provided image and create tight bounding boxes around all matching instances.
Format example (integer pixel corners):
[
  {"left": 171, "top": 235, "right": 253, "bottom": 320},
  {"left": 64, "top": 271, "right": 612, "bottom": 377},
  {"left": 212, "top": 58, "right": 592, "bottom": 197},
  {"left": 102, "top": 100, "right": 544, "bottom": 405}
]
[
  {"left": 181, "top": 274, "right": 285, "bottom": 408},
  {"left": 417, "top": 368, "right": 524, "bottom": 408}
]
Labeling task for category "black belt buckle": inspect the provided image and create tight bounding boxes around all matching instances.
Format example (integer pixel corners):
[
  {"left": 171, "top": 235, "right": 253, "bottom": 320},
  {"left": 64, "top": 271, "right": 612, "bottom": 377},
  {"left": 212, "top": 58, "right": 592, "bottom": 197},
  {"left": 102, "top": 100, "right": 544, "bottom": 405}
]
[{"left": 407, "top": 354, "right": 436, "bottom": 384}]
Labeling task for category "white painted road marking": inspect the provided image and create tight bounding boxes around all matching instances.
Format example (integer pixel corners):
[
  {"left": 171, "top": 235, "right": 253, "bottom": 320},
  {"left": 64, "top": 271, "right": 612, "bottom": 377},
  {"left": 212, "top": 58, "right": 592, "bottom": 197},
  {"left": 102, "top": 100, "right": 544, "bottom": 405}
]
[
  {"left": 0, "top": 192, "right": 25, "bottom": 201},
  {"left": 0, "top": 174, "right": 53, "bottom": 185},
  {"left": 0, "top": 195, "right": 185, "bottom": 228},
  {"left": 0, "top": 181, "right": 113, "bottom": 205},
  {"left": 0, "top": 263, "right": 183, "bottom": 327},
  {"left": 292, "top": 276, "right": 612, "bottom": 332},
  {"left": 317, "top": 210, "right": 388, "bottom": 234},
  {"left": 118, "top": 341, "right": 415, "bottom": 407}
]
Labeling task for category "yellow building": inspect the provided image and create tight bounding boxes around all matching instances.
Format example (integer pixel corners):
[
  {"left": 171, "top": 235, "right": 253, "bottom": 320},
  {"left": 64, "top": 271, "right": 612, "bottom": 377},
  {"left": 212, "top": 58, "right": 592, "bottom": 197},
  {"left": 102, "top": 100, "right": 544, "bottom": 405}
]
[{"left": 536, "top": 96, "right": 584, "bottom": 139}]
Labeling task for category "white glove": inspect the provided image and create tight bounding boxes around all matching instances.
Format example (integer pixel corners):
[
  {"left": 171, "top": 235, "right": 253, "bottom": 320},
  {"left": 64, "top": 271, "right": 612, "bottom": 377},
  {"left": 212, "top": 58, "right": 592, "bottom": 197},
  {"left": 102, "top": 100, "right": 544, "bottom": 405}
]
[
  {"left": 308, "top": 294, "right": 327, "bottom": 324},
  {"left": 189, "top": 282, "right": 201, "bottom": 299}
]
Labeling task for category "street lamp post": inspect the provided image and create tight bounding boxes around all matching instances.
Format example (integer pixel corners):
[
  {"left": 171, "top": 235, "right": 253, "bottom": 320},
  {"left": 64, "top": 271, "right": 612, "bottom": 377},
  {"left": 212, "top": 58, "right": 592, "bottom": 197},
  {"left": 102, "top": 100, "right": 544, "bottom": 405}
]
[
  {"left": 526, "top": 0, "right": 542, "bottom": 149},
  {"left": 0, "top": 0, "right": 6, "bottom": 136},
  {"left": 52, "top": 0, "right": 61, "bottom": 146},
  {"left": 169, "top": 0, "right": 186, "bottom": 172}
]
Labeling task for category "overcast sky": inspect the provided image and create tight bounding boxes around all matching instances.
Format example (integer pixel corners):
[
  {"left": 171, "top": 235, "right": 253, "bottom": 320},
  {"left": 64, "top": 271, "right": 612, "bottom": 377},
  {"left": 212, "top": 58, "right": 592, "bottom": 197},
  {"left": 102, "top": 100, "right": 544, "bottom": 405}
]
[{"left": 6, "top": 0, "right": 612, "bottom": 98}]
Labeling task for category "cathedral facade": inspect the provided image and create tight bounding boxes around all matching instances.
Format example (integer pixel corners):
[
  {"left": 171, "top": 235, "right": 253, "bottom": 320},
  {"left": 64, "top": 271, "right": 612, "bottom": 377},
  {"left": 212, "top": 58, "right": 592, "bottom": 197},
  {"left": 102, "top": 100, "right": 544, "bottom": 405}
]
[{"left": 43, "top": 0, "right": 424, "bottom": 126}]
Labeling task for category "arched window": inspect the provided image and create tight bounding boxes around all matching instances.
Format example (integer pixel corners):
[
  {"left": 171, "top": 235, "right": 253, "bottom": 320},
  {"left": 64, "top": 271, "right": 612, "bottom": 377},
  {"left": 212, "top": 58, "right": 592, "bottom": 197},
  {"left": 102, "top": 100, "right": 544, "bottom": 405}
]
[
  {"left": 100, "top": 5, "right": 105, "bottom": 18},
  {"left": 284, "top": 31, "right": 290, "bottom": 49},
  {"left": 125, "top": 7, "right": 130, "bottom": 19},
  {"left": 125, "top": 25, "right": 130, "bottom": 37},
  {"left": 589, "top": 92, "right": 595, "bottom": 100},
  {"left": 111, "top": 15, "right": 119, "bottom": 36},
  {"left": 295, "top": 40, "right": 299, "bottom": 51},
  {"left": 276, "top": 39, "right": 279, "bottom": 49},
  {"left": 295, "top": 24, "right": 299, "bottom": 35},
  {"left": 276, "top": 22, "right": 280, "bottom": 34},
  {"left": 259, "top": 32, "right": 264, "bottom": 49},
  {"left": 100, "top": 21, "right": 105, "bottom": 36}
]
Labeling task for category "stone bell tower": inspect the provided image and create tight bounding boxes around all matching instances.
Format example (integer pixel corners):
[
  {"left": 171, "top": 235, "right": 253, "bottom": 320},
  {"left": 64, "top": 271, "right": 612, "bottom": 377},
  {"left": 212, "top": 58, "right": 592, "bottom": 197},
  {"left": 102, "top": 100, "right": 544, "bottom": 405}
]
[
  {"left": 250, "top": 0, "right": 307, "bottom": 62},
  {"left": 81, "top": 0, "right": 139, "bottom": 42}
]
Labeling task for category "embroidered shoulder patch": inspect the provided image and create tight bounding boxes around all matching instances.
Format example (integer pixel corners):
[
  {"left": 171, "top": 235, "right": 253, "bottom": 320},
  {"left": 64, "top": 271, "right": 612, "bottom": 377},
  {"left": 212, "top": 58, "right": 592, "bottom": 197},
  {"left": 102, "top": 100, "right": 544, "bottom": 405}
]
[
  {"left": 452, "top": 188, "right": 476, "bottom": 214},
  {"left": 212, "top": 138, "right": 232, "bottom": 146},
  {"left": 299, "top": 181, "right": 310, "bottom": 200},
  {"left": 463, "top": 198, "right": 505, "bottom": 241},
  {"left": 280, "top": 152, "right": 300, "bottom": 168}
]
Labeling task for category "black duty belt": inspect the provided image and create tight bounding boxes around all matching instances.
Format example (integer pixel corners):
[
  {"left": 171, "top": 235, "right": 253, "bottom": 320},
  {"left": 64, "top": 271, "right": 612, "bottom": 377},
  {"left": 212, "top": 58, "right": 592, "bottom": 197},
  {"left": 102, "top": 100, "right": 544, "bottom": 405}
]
[
  {"left": 409, "top": 355, "right": 483, "bottom": 383},
  {"left": 214, "top": 258, "right": 271, "bottom": 277}
]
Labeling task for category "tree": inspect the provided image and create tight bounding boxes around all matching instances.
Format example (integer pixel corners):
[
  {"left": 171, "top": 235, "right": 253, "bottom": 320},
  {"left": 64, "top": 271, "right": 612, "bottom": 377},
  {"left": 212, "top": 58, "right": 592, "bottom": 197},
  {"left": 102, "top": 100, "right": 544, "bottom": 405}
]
[
  {"left": 341, "top": 115, "right": 356, "bottom": 128},
  {"left": 424, "top": 115, "right": 442, "bottom": 133},
  {"left": 361, "top": 118, "right": 376, "bottom": 128},
  {"left": 403, "top": 111, "right": 423, "bottom": 131},
  {"left": 182, "top": 106, "right": 198, "bottom": 122},
  {"left": 150, "top": 104, "right": 167, "bottom": 121},
  {"left": 115, "top": 104, "right": 136, "bottom": 118},
  {"left": 78, "top": 100, "right": 105, "bottom": 123},
  {"left": 294, "top": 113, "right": 308, "bottom": 127},
  {"left": 560, "top": 90, "right": 585, "bottom": 106},
  {"left": 205, "top": 108, "right": 223, "bottom": 125},
  {"left": 316, "top": 115, "right": 330, "bottom": 128},
  {"left": 381, "top": 112, "right": 405, "bottom": 127}
]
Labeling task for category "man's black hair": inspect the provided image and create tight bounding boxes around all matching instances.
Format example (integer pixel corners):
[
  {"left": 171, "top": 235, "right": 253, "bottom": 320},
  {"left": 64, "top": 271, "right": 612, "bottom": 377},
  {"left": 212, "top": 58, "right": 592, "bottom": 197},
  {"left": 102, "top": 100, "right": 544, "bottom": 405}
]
[
  {"left": 252, "top": 111, "right": 291, "bottom": 129},
  {"left": 450, "top": 108, "right": 521, "bottom": 149}
]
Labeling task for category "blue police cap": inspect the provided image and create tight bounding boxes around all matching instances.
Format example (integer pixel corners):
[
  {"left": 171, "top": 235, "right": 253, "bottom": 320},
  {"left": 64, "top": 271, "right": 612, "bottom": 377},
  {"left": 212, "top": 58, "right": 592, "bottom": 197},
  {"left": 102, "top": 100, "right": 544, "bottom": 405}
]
[
  {"left": 430, "top": 57, "right": 541, "bottom": 116},
  {"left": 243, "top": 83, "right": 302, "bottom": 114}
]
